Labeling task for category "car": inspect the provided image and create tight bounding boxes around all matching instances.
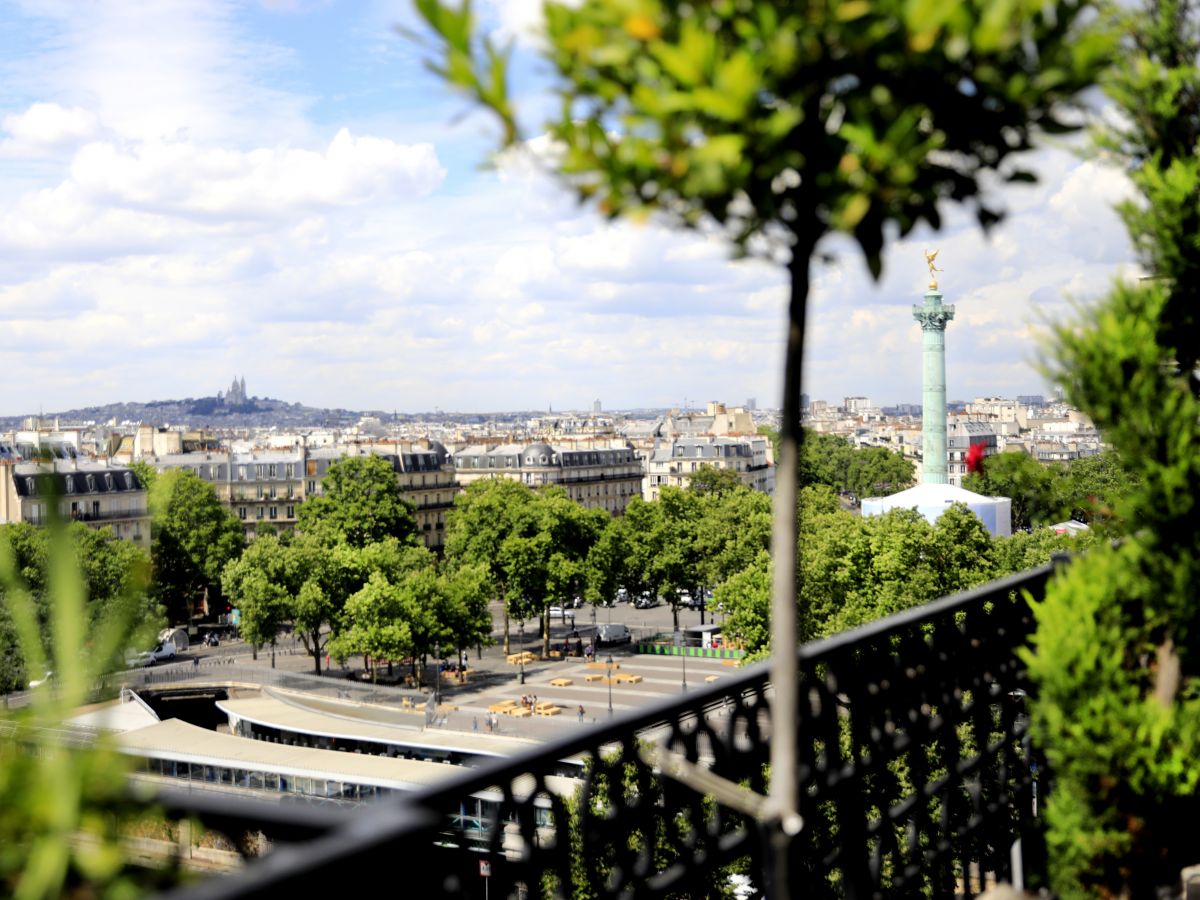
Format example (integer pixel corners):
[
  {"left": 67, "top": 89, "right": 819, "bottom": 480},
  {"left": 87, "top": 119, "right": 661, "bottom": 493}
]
[
  {"left": 547, "top": 606, "right": 577, "bottom": 623},
  {"left": 634, "top": 594, "right": 658, "bottom": 609}
]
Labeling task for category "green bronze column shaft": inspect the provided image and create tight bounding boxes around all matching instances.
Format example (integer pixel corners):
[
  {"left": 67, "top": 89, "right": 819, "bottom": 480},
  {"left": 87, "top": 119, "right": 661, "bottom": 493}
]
[{"left": 913, "top": 287, "right": 954, "bottom": 484}]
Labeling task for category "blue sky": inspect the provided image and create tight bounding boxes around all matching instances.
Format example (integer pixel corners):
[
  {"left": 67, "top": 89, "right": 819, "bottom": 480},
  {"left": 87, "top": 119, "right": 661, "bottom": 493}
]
[{"left": 0, "top": 1, "right": 1139, "bottom": 417}]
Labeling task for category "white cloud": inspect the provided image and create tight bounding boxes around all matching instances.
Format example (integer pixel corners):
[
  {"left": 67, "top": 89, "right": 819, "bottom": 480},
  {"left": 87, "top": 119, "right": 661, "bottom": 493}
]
[
  {"left": 69, "top": 129, "right": 444, "bottom": 218},
  {"left": 1, "top": 102, "right": 99, "bottom": 155}
]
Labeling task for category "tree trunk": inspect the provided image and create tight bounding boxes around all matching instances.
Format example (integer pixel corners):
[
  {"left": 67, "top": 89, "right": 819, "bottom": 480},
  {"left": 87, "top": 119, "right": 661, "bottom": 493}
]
[
  {"left": 502, "top": 606, "right": 510, "bottom": 656},
  {"left": 766, "top": 239, "right": 812, "bottom": 896},
  {"left": 542, "top": 610, "right": 550, "bottom": 658}
]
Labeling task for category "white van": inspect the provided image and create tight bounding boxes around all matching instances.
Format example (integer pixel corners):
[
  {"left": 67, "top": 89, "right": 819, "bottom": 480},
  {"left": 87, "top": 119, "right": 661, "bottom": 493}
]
[{"left": 596, "top": 623, "right": 631, "bottom": 646}]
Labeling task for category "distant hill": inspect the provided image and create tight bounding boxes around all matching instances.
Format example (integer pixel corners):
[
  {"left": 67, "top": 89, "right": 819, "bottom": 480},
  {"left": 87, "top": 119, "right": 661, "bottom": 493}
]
[{"left": 0, "top": 395, "right": 388, "bottom": 430}]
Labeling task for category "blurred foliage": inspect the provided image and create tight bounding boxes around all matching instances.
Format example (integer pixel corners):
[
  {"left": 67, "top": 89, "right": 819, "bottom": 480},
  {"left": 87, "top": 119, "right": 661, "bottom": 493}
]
[
  {"left": 0, "top": 511, "right": 171, "bottom": 898},
  {"left": 0, "top": 522, "right": 159, "bottom": 692},
  {"left": 1025, "top": 1, "right": 1200, "bottom": 895}
]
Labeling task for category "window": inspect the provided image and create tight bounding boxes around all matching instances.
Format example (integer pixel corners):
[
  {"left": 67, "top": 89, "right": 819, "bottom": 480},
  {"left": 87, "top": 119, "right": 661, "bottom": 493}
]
[
  {"left": 269, "top": 486, "right": 277, "bottom": 499},
  {"left": 257, "top": 485, "right": 264, "bottom": 499},
  {"left": 65, "top": 478, "right": 74, "bottom": 494},
  {"left": 285, "top": 463, "right": 294, "bottom": 479},
  {"left": 269, "top": 464, "right": 277, "bottom": 478},
  {"left": 104, "top": 473, "right": 114, "bottom": 490},
  {"left": 256, "top": 507, "right": 264, "bottom": 519},
  {"left": 269, "top": 507, "right": 277, "bottom": 519},
  {"left": 238, "top": 508, "right": 246, "bottom": 520},
  {"left": 85, "top": 474, "right": 96, "bottom": 491},
  {"left": 124, "top": 472, "right": 134, "bottom": 489},
  {"left": 307, "top": 480, "right": 316, "bottom": 493},
  {"left": 239, "top": 465, "right": 247, "bottom": 481},
  {"left": 286, "top": 506, "right": 294, "bottom": 518}
]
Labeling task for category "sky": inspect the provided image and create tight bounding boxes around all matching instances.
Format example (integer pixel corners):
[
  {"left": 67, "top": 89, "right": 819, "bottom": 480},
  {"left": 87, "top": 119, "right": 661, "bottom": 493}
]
[{"left": 0, "top": 1, "right": 1141, "bottom": 418}]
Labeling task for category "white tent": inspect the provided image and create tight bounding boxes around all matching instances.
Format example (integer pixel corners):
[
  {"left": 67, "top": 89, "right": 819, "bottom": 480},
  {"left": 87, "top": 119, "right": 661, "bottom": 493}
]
[{"left": 861, "top": 482, "right": 1012, "bottom": 537}]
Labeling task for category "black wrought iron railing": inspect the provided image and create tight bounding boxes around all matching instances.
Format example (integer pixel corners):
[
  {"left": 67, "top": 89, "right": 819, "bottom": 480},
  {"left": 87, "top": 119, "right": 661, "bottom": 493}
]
[{"left": 162, "top": 560, "right": 1061, "bottom": 900}]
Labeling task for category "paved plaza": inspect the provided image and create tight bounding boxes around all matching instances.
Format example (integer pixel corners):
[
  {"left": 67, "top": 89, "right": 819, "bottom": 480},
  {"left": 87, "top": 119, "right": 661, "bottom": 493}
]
[{"left": 179, "top": 599, "right": 743, "bottom": 743}]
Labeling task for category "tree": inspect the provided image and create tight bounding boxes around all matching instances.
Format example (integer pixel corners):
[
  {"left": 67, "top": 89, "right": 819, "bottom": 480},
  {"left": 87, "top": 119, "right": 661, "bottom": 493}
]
[
  {"left": 963, "top": 450, "right": 1064, "bottom": 530},
  {"left": 686, "top": 464, "right": 744, "bottom": 496},
  {"left": 844, "top": 447, "right": 914, "bottom": 500},
  {"left": 413, "top": 0, "right": 1110, "bottom": 880},
  {"left": 1025, "top": 2, "right": 1200, "bottom": 894},
  {"left": 149, "top": 470, "right": 244, "bottom": 624},
  {"left": 221, "top": 535, "right": 293, "bottom": 657},
  {"left": 297, "top": 455, "right": 419, "bottom": 548},
  {"left": 1058, "top": 450, "right": 1138, "bottom": 527}
]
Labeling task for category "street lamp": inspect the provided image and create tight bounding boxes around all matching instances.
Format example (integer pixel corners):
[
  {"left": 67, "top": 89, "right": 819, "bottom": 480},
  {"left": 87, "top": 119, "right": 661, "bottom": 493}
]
[
  {"left": 518, "top": 620, "right": 526, "bottom": 685},
  {"left": 434, "top": 640, "right": 441, "bottom": 709},
  {"left": 606, "top": 655, "right": 614, "bottom": 717},
  {"left": 681, "top": 642, "right": 687, "bottom": 693}
]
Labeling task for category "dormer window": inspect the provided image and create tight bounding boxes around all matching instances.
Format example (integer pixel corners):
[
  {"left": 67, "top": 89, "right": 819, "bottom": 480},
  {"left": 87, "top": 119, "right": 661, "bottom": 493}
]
[
  {"left": 124, "top": 472, "right": 134, "bottom": 489},
  {"left": 85, "top": 475, "right": 96, "bottom": 491},
  {"left": 104, "top": 473, "right": 114, "bottom": 490},
  {"left": 65, "top": 478, "right": 75, "bottom": 494}
]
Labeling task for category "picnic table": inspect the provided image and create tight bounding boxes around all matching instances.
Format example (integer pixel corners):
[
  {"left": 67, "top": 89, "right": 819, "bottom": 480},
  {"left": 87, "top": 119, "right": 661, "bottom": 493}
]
[
  {"left": 549, "top": 678, "right": 572, "bottom": 687},
  {"left": 585, "top": 661, "right": 618, "bottom": 671},
  {"left": 535, "top": 704, "right": 561, "bottom": 716}
]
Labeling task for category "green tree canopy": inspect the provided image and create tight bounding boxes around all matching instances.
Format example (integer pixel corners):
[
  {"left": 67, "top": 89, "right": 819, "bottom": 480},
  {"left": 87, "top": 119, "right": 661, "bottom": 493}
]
[
  {"left": 964, "top": 450, "right": 1064, "bottom": 530},
  {"left": 297, "top": 455, "right": 419, "bottom": 548},
  {"left": 149, "top": 470, "right": 245, "bottom": 624}
]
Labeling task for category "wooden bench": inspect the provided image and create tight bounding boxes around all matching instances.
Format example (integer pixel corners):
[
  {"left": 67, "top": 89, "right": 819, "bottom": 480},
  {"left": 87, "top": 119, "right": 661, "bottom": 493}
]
[
  {"left": 505, "top": 706, "right": 532, "bottom": 717},
  {"left": 613, "top": 673, "right": 642, "bottom": 684},
  {"left": 535, "top": 704, "right": 561, "bottom": 716},
  {"left": 507, "top": 652, "right": 537, "bottom": 665},
  {"left": 704, "top": 675, "right": 720, "bottom": 683},
  {"left": 721, "top": 659, "right": 739, "bottom": 667},
  {"left": 585, "top": 661, "right": 618, "bottom": 670},
  {"left": 549, "top": 678, "right": 573, "bottom": 687},
  {"left": 488, "top": 700, "right": 518, "bottom": 714},
  {"left": 584, "top": 673, "right": 607, "bottom": 683},
  {"left": 548, "top": 650, "right": 562, "bottom": 659}
]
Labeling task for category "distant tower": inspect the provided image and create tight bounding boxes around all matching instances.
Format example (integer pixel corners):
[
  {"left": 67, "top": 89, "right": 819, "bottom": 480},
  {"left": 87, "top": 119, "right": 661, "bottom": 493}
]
[
  {"left": 592, "top": 399, "right": 602, "bottom": 414},
  {"left": 913, "top": 251, "right": 955, "bottom": 484}
]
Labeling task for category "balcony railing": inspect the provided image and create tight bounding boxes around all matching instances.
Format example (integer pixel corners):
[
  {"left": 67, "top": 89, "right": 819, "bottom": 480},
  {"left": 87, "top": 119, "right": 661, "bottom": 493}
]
[{"left": 158, "top": 560, "right": 1061, "bottom": 899}]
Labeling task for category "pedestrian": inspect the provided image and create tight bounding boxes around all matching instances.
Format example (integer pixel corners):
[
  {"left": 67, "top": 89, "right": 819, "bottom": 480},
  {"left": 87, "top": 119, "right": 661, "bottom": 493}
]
[
  {"left": 577, "top": 704, "right": 585, "bottom": 723},
  {"left": 472, "top": 716, "right": 479, "bottom": 733}
]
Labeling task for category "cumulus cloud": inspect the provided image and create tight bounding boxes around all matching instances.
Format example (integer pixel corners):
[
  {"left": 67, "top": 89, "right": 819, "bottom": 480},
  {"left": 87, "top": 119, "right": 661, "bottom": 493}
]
[
  {"left": 1, "top": 103, "right": 99, "bottom": 156},
  {"left": 69, "top": 130, "right": 443, "bottom": 218}
]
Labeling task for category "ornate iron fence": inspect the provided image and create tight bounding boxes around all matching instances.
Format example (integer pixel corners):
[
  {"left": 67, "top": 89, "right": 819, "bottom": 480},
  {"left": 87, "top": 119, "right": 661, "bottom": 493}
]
[{"left": 163, "top": 560, "right": 1059, "bottom": 899}]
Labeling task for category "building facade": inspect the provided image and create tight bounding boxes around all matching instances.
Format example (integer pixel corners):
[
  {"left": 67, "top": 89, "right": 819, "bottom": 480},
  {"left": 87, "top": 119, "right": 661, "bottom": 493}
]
[
  {"left": 453, "top": 440, "right": 642, "bottom": 514},
  {"left": 642, "top": 435, "right": 775, "bottom": 501},
  {"left": 0, "top": 450, "right": 151, "bottom": 550}
]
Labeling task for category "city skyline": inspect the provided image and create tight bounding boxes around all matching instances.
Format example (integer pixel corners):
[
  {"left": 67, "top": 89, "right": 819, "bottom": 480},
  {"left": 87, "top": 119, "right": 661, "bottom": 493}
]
[{"left": 0, "top": 2, "right": 1138, "bottom": 419}]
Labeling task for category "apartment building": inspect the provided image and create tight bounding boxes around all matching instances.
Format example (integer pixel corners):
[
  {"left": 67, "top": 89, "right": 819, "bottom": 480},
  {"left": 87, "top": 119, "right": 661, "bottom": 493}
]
[
  {"left": 453, "top": 440, "right": 642, "bottom": 514},
  {"left": 642, "top": 435, "right": 775, "bottom": 501},
  {"left": 946, "top": 422, "right": 998, "bottom": 487},
  {"left": 0, "top": 444, "right": 150, "bottom": 550}
]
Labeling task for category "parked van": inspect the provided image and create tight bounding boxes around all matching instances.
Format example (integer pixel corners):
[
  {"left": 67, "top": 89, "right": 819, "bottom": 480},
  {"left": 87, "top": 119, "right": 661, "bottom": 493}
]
[{"left": 596, "top": 623, "right": 632, "bottom": 647}]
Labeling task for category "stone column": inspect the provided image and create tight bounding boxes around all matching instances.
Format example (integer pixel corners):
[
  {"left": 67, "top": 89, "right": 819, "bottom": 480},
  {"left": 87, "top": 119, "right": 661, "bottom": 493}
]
[{"left": 913, "top": 288, "right": 955, "bottom": 484}]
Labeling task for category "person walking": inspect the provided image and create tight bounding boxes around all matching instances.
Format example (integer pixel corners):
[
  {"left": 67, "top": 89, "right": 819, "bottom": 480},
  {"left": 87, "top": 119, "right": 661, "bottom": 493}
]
[{"left": 577, "top": 704, "right": 585, "bottom": 723}]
